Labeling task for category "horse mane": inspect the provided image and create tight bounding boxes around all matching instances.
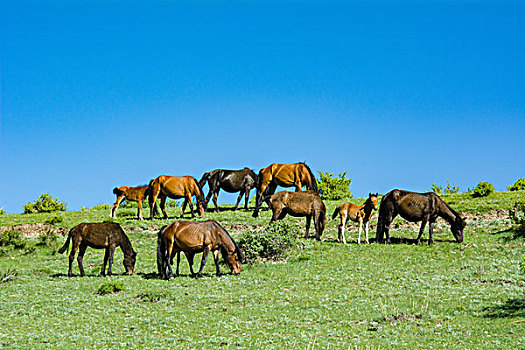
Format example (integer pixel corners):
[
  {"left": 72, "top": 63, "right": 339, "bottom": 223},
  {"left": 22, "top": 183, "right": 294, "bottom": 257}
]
[
  {"left": 301, "top": 162, "right": 318, "bottom": 192},
  {"left": 437, "top": 195, "right": 462, "bottom": 224},
  {"left": 213, "top": 221, "right": 245, "bottom": 261}
]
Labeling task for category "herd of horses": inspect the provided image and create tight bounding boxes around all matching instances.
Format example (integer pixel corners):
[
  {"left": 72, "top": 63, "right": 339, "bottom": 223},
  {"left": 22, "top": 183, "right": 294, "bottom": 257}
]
[{"left": 59, "top": 162, "right": 467, "bottom": 278}]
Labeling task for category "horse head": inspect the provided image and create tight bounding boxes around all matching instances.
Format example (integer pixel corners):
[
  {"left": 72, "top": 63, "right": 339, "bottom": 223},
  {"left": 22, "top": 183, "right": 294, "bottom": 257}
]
[
  {"left": 451, "top": 216, "right": 467, "bottom": 243},
  {"left": 368, "top": 193, "right": 379, "bottom": 210},
  {"left": 221, "top": 247, "right": 242, "bottom": 275},
  {"left": 124, "top": 250, "right": 137, "bottom": 275}
]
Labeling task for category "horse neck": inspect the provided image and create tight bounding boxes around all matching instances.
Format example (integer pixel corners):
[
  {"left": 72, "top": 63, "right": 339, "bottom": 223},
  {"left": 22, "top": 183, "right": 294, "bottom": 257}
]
[
  {"left": 436, "top": 198, "right": 458, "bottom": 224},
  {"left": 119, "top": 234, "right": 134, "bottom": 256},
  {"left": 362, "top": 200, "right": 374, "bottom": 220}
]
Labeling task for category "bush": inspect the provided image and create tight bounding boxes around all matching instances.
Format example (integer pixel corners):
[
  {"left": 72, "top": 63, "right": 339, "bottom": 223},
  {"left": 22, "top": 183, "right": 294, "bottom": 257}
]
[
  {"left": 508, "top": 178, "right": 525, "bottom": 192},
  {"left": 509, "top": 200, "right": 525, "bottom": 231},
  {"left": 317, "top": 171, "right": 352, "bottom": 200},
  {"left": 237, "top": 221, "right": 300, "bottom": 263},
  {"left": 36, "top": 229, "right": 59, "bottom": 247},
  {"left": 430, "top": 182, "right": 460, "bottom": 195},
  {"left": 471, "top": 182, "right": 495, "bottom": 198},
  {"left": 0, "top": 208, "right": 5, "bottom": 215},
  {"left": 23, "top": 194, "right": 66, "bottom": 214},
  {"left": 0, "top": 230, "right": 26, "bottom": 249},
  {"left": 45, "top": 215, "right": 63, "bottom": 225},
  {"left": 97, "top": 282, "right": 125, "bottom": 295},
  {"left": 91, "top": 203, "right": 110, "bottom": 210}
]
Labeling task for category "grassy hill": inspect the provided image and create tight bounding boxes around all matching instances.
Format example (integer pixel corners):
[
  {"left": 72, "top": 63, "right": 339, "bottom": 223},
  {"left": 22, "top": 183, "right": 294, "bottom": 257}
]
[{"left": 0, "top": 191, "right": 523, "bottom": 348}]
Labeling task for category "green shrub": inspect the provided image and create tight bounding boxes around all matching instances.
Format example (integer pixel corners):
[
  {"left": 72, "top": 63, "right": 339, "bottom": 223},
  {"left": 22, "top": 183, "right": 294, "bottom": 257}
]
[
  {"left": 97, "top": 282, "right": 125, "bottom": 295},
  {"left": 23, "top": 194, "right": 66, "bottom": 214},
  {"left": 237, "top": 221, "right": 300, "bottom": 263},
  {"left": 472, "top": 182, "right": 495, "bottom": 198},
  {"left": 91, "top": 203, "right": 110, "bottom": 210},
  {"left": 430, "top": 183, "right": 443, "bottom": 195},
  {"left": 136, "top": 291, "right": 168, "bottom": 302},
  {"left": 508, "top": 178, "right": 525, "bottom": 192},
  {"left": 0, "top": 230, "right": 26, "bottom": 249},
  {"left": 36, "top": 229, "right": 59, "bottom": 247},
  {"left": 430, "top": 182, "right": 460, "bottom": 195},
  {"left": 45, "top": 214, "right": 63, "bottom": 225},
  {"left": 509, "top": 200, "right": 525, "bottom": 231},
  {"left": 317, "top": 171, "right": 352, "bottom": 200},
  {"left": 0, "top": 208, "right": 5, "bottom": 215}
]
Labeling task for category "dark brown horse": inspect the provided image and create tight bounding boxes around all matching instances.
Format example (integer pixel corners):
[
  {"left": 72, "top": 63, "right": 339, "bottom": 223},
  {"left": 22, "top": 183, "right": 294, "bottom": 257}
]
[
  {"left": 156, "top": 220, "right": 244, "bottom": 279},
  {"left": 58, "top": 222, "right": 137, "bottom": 277},
  {"left": 198, "top": 168, "right": 257, "bottom": 212},
  {"left": 252, "top": 162, "right": 318, "bottom": 217},
  {"left": 332, "top": 193, "right": 378, "bottom": 244},
  {"left": 111, "top": 185, "right": 152, "bottom": 220},
  {"left": 268, "top": 190, "right": 326, "bottom": 240},
  {"left": 376, "top": 189, "right": 467, "bottom": 245},
  {"left": 148, "top": 175, "right": 205, "bottom": 219}
]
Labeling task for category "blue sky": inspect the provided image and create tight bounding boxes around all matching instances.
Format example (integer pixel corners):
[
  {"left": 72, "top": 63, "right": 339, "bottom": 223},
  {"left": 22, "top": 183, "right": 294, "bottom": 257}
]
[{"left": 1, "top": 1, "right": 524, "bottom": 214}]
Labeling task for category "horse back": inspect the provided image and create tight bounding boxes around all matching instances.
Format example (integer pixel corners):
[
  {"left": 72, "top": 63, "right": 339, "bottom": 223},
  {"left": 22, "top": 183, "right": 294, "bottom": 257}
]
[
  {"left": 73, "top": 222, "right": 125, "bottom": 249},
  {"left": 390, "top": 189, "right": 437, "bottom": 222}
]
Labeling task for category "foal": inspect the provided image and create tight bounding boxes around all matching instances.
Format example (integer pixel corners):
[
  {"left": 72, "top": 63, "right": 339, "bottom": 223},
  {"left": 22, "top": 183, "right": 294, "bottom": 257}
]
[{"left": 332, "top": 193, "right": 378, "bottom": 244}]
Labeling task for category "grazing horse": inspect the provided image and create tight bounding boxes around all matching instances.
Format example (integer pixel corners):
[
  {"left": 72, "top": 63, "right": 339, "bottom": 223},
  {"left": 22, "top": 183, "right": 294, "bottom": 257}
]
[
  {"left": 58, "top": 222, "right": 137, "bottom": 277},
  {"left": 111, "top": 185, "right": 152, "bottom": 220},
  {"left": 252, "top": 162, "right": 318, "bottom": 218},
  {"left": 332, "top": 193, "right": 378, "bottom": 245},
  {"left": 156, "top": 220, "right": 245, "bottom": 279},
  {"left": 198, "top": 168, "right": 257, "bottom": 212},
  {"left": 376, "top": 189, "right": 467, "bottom": 245},
  {"left": 268, "top": 190, "right": 326, "bottom": 240},
  {"left": 148, "top": 175, "right": 205, "bottom": 219}
]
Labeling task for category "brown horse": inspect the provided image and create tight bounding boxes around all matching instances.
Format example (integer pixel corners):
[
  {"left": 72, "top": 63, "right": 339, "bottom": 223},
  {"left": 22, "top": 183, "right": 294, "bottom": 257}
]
[
  {"left": 376, "top": 189, "right": 467, "bottom": 245},
  {"left": 156, "top": 220, "right": 244, "bottom": 279},
  {"left": 58, "top": 222, "right": 137, "bottom": 277},
  {"left": 253, "top": 162, "right": 318, "bottom": 217},
  {"left": 268, "top": 190, "right": 326, "bottom": 240},
  {"left": 148, "top": 175, "right": 205, "bottom": 219},
  {"left": 111, "top": 185, "right": 152, "bottom": 220},
  {"left": 332, "top": 193, "right": 378, "bottom": 244}
]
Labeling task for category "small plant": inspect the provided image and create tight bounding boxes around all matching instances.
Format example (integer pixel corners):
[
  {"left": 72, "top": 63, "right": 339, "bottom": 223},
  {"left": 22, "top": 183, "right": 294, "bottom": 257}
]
[
  {"left": 136, "top": 291, "right": 168, "bottom": 303},
  {"left": 430, "top": 182, "right": 459, "bottom": 195},
  {"left": 471, "top": 182, "right": 495, "bottom": 198},
  {"left": 45, "top": 214, "right": 63, "bottom": 225},
  {"left": 509, "top": 200, "right": 525, "bottom": 231},
  {"left": 317, "top": 171, "right": 352, "bottom": 200},
  {"left": 0, "top": 230, "right": 26, "bottom": 249},
  {"left": 23, "top": 193, "right": 66, "bottom": 214},
  {"left": 37, "top": 229, "right": 59, "bottom": 247},
  {"left": 508, "top": 178, "right": 525, "bottom": 192},
  {"left": 0, "top": 208, "right": 5, "bottom": 215},
  {"left": 237, "top": 221, "right": 300, "bottom": 263},
  {"left": 97, "top": 282, "right": 125, "bottom": 295},
  {"left": 91, "top": 203, "right": 111, "bottom": 210},
  {"left": 430, "top": 183, "right": 443, "bottom": 195}
]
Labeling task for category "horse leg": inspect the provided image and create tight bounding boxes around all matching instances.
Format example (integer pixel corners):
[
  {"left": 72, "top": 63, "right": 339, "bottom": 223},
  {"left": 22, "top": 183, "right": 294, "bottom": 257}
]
[
  {"left": 67, "top": 240, "right": 79, "bottom": 277},
  {"left": 77, "top": 243, "right": 88, "bottom": 277},
  {"left": 233, "top": 191, "right": 243, "bottom": 211},
  {"left": 295, "top": 180, "right": 302, "bottom": 192},
  {"left": 339, "top": 213, "right": 347, "bottom": 244},
  {"left": 111, "top": 195, "right": 125, "bottom": 218},
  {"left": 176, "top": 251, "right": 181, "bottom": 276},
  {"left": 149, "top": 186, "right": 160, "bottom": 220},
  {"left": 365, "top": 220, "right": 370, "bottom": 244},
  {"left": 101, "top": 248, "right": 110, "bottom": 276},
  {"left": 160, "top": 195, "right": 168, "bottom": 219},
  {"left": 314, "top": 213, "right": 323, "bottom": 240},
  {"left": 137, "top": 200, "right": 144, "bottom": 220},
  {"left": 107, "top": 244, "right": 117, "bottom": 276},
  {"left": 185, "top": 252, "right": 196, "bottom": 277},
  {"left": 428, "top": 221, "right": 435, "bottom": 245},
  {"left": 416, "top": 216, "right": 429, "bottom": 245},
  {"left": 180, "top": 198, "right": 188, "bottom": 218},
  {"left": 305, "top": 215, "right": 311, "bottom": 238},
  {"left": 212, "top": 192, "right": 220, "bottom": 212},
  {"left": 213, "top": 250, "right": 222, "bottom": 276},
  {"left": 187, "top": 196, "right": 195, "bottom": 218},
  {"left": 244, "top": 189, "right": 250, "bottom": 210},
  {"left": 196, "top": 246, "right": 211, "bottom": 278},
  {"left": 358, "top": 218, "right": 363, "bottom": 245},
  {"left": 204, "top": 189, "right": 213, "bottom": 210}
]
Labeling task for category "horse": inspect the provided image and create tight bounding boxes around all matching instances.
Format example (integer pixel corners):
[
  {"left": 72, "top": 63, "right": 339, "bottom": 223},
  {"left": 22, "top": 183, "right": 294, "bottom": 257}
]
[
  {"left": 111, "top": 185, "right": 154, "bottom": 220},
  {"left": 156, "top": 220, "right": 245, "bottom": 279},
  {"left": 198, "top": 168, "right": 257, "bottom": 212},
  {"left": 58, "top": 222, "right": 137, "bottom": 277},
  {"left": 376, "top": 189, "right": 467, "bottom": 245},
  {"left": 268, "top": 190, "right": 326, "bottom": 240},
  {"left": 332, "top": 193, "right": 379, "bottom": 245},
  {"left": 148, "top": 175, "right": 205, "bottom": 219},
  {"left": 252, "top": 162, "right": 318, "bottom": 218}
]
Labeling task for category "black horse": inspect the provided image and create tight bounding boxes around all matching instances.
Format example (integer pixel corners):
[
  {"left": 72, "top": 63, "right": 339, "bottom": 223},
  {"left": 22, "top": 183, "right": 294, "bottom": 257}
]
[
  {"left": 198, "top": 168, "right": 257, "bottom": 212},
  {"left": 376, "top": 189, "right": 467, "bottom": 245}
]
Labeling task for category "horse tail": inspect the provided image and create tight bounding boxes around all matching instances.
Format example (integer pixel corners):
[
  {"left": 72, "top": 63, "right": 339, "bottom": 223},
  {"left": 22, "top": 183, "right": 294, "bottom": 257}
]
[
  {"left": 156, "top": 225, "right": 168, "bottom": 277},
  {"left": 302, "top": 162, "right": 318, "bottom": 192},
  {"left": 58, "top": 229, "right": 72, "bottom": 254},
  {"left": 192, "top": 177, "right": 205, "bottom": 204},
  {"left": 113, "top": 187, "right": 124, "bottom": 196},
  {"left": 376, "top": 190, "right": 393, "bottom": 243},
  {"left": 332, "top": 205, "right": 340, "bottom": 220},
  {"left": 198, "top": 172, "right": 211, "bottom": 189},
  {"left": 214, "top": 221, "right": 246, "bottom": 263}
]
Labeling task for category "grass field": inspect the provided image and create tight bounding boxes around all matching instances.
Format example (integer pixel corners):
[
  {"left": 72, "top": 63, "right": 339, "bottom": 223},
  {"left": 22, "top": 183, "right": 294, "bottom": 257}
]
[{"left": 0, "top": 191, "right": 524, "bottom": 349}]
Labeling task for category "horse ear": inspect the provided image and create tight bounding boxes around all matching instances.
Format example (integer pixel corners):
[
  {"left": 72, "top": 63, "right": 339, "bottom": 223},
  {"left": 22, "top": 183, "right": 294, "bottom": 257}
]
[{"left": 369, "top": 193, "right": 372, "bottom": 197}]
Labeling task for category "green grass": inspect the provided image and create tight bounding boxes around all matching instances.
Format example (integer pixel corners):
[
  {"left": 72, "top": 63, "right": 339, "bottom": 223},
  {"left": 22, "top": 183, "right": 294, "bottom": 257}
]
[{"left": 0, "top": 191, "right": 524, "bottom": 348}]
